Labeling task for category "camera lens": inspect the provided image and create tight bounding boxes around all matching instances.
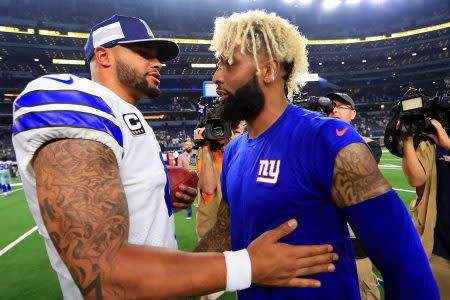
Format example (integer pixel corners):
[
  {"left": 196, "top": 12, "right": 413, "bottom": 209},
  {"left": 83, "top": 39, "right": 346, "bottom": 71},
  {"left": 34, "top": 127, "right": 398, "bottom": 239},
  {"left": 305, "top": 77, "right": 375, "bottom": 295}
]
[{"left": 212, "top": 125, "right": 224, "bottom": 135}]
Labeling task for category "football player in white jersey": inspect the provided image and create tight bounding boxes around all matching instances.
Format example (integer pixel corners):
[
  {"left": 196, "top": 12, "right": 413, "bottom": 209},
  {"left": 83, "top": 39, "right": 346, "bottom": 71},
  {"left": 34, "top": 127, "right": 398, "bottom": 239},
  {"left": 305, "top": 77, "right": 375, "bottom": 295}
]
[
  {"left": 12, "top": 15, "right": 338, "bottom": 299},
  {"left": 0, "top": 160, "right": 12, "bottom": 196}
]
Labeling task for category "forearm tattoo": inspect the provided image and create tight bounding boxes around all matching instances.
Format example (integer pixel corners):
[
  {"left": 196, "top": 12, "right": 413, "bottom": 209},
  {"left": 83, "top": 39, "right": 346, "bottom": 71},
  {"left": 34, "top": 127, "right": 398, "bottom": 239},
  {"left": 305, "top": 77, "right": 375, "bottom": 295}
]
[
  {"left": 33, "top": 139, "right": 129, "bottom": 299},
  {"left": 332, "top": 143, "right": 391, "bottom": 208},
  {"left": 194, "top": 199, "right": 231, "bottom": 252}
]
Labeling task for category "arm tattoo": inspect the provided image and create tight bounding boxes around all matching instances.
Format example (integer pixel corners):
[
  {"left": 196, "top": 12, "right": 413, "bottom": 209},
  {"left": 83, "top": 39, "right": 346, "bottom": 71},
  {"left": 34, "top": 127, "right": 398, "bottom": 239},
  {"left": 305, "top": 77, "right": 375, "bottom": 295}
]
[
  {"left": 332, "top": 142, "right": 391, "bottom": 208},
  {"left": 194, "top": 199, "right": 231, "bottom": 252},
  {"left": 33, "top": 139, "right": 129, "bottom": 299}
]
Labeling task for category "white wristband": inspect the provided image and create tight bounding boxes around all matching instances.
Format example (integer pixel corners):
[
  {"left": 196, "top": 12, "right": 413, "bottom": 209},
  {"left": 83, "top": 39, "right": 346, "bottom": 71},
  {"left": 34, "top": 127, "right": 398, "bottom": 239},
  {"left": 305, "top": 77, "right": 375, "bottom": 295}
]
[{"left": 223, "top": 249, "right": 252, "bottom": 292}]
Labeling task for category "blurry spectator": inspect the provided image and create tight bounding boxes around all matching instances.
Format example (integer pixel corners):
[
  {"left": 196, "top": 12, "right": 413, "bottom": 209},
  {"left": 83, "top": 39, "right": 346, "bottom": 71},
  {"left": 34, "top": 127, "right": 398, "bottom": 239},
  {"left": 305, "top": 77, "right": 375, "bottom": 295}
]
[
  {"left": 177, "top": 140, "right": 193, "bottom": 169},
  {"left": 177, "top": 140, "right": 194, "bottom": 219}
]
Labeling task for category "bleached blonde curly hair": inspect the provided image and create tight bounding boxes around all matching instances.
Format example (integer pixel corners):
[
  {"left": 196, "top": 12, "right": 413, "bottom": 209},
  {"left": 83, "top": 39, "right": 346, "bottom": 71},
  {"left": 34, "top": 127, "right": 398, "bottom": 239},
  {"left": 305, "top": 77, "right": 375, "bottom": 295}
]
[{"left": 210, "top": 10, "right": 309, "bottom": 99}]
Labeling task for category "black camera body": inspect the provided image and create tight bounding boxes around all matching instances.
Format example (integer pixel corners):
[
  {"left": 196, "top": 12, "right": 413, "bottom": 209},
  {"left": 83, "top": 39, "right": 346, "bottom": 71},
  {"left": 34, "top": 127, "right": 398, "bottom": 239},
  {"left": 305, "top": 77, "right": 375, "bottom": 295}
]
[
  {"left": 292, "top": 93, "right": 335, "bottom": 115},
  {"left": 196, "top": 97, "right": 232, "bottom": 141},
  {"left": 384, "top": 86, "right": 450, "bottom": 157},
  {"left": 396, "top": 88, "right": 450, "bottom": 135}
]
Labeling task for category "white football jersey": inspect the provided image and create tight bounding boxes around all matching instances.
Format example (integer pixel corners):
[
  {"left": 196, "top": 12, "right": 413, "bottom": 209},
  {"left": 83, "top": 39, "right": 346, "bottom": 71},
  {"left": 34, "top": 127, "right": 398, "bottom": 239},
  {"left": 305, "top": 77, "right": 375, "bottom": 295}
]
[
  {"left": 0, "top": 160, "right": 10, "bottom": 173},
  {"left": 12, "top": 74, "right": 177, "bottom": 299}
]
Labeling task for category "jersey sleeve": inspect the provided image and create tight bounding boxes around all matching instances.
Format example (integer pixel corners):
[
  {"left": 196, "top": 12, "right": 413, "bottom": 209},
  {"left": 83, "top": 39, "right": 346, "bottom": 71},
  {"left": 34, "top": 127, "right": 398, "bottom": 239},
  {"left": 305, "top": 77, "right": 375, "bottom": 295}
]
[
  {"left": 307, "top": 118, "right": 366, "bottom": 198},
  {"left": 12, "top": 76, "right": 123, "bottom": 182}
]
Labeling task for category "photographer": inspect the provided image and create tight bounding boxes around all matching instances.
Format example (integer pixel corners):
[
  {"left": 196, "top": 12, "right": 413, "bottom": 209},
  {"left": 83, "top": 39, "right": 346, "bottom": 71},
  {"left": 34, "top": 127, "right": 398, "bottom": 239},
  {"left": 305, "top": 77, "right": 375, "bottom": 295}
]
[
  {"left": 327, "top": 92, "right": 381, "bottom": 300},
  {"left": 194, "top": 121, "right": 246, "bottom": 239},
  {"left": 328, "top": 92, "right": 382, "bottom": 163},
  {"left": 401, "top": 118, "right": 450, "bottom": 299}
]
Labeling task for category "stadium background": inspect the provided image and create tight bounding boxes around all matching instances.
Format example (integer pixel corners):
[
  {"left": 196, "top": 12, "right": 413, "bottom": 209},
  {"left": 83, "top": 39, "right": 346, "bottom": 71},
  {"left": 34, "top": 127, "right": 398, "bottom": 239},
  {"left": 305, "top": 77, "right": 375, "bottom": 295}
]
[{"left": 0, "top": 0, "right": 448, "bottom": 299}]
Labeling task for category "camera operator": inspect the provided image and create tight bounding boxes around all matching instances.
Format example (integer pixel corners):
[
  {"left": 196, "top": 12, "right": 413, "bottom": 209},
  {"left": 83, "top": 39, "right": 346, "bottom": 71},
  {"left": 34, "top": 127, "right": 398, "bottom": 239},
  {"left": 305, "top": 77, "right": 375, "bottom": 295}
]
[
  {"left": 401, "top": 118, "right": 450, "bottom": 299},
  {"left": 327, "top": 92, "right": 381, "bottom": 300},
  {"left": 193, "top": 121, "right": 246, "bottom": 239}
]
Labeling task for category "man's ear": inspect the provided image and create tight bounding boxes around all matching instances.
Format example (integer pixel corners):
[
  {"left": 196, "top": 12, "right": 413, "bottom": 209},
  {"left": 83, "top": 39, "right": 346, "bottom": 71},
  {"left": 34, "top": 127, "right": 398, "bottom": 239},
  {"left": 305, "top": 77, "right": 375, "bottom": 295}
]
[
  {"left": 94, "top": 46, "right": 112, "bottom": 67},
  {"left": 262, "top": 59, "right": 281, "bottom": 84},
  {"left": 351, "top": 110, "right": 357, "bottom": 121}
]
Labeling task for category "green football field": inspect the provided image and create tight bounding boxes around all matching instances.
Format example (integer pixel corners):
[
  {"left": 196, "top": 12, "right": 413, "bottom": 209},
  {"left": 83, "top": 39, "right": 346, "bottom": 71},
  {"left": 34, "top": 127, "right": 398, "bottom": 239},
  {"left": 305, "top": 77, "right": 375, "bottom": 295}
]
[{"left": 0, "top": 150, "right": 415, "bottom": 299}]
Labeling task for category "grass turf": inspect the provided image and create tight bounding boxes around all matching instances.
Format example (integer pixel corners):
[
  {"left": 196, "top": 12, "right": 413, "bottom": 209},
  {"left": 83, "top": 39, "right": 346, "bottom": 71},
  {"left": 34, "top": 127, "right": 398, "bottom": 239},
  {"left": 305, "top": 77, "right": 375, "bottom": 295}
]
[{"left": 0, "top": 151, "right": 412, "bottom": 299}]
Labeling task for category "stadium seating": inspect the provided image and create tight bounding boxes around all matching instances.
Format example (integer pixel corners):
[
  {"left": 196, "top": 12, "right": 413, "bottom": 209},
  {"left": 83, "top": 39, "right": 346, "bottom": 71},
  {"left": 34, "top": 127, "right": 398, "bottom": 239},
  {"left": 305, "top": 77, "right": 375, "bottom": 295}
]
[{"left": 0, "top": 2, "right": 448, "bottom": 152}]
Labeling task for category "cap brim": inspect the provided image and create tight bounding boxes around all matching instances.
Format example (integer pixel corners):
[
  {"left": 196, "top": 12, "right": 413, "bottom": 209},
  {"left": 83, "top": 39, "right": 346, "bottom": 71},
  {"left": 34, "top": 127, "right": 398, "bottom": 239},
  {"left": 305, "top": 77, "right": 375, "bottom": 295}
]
[
  {"left": 326, "top": 93, "right": 355, "bottom": 109},
  {"left": 119, "top": 38, "right": 180, "bottom": 62}
]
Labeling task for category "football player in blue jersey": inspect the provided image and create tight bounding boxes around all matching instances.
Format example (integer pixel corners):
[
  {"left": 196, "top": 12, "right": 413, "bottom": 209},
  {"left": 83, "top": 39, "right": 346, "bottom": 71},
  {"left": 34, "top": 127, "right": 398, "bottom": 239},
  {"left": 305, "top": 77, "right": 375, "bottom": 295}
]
[
  {"left": 13, "top": 15, "right": 339, "bottom": 300},
  {"left": 196, "top": 10, "right": 439, "bottom": 300}
]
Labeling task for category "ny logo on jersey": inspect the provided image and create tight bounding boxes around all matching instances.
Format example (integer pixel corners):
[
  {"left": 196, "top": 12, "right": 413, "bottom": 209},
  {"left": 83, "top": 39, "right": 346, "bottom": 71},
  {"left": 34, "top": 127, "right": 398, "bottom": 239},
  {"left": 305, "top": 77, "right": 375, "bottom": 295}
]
[
  {"left": 256, "top": 160, "right": 281, "bottom": 184},
  {"left": 123, "top": 113, "right": 146, "bottom": 136}
]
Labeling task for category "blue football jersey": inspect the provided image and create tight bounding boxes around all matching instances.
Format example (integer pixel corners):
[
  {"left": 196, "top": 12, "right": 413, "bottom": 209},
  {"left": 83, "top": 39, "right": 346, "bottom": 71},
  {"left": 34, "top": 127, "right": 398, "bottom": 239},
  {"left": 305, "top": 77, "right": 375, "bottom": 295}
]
[{"left": 221, "top": 104, "right": 366, "bottom": 299}]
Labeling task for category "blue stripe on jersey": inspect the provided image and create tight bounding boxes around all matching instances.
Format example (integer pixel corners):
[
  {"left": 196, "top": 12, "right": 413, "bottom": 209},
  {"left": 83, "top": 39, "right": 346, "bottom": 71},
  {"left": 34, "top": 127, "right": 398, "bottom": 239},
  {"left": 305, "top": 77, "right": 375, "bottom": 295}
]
[
  {"left": 15, "top": 90, "right": 114, "bottom": 116},
  {"left": 13, "top": 111, "right": 123, "bottom": 147},
  {"left": 159, "top": 152, "right": 173, "bottom": 217}
]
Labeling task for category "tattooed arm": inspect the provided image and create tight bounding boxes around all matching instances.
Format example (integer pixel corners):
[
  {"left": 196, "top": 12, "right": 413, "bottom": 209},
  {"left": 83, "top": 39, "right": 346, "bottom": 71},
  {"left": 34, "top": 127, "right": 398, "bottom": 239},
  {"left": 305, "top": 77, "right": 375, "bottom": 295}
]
[
  {"left": 194, "top": 199, "right": 231, "bottom": 252},
  {"left": 331, "top": 142, "right": 440, "bottom": 299},
  {"left": 34, "top": 139, "right": 337, "bottom": 299},
  {"left": 33, "top": 139, "right": 228, "bottom": 299},
  {"left": 331, "top": 142, "right": 391, "bottom": 207}
]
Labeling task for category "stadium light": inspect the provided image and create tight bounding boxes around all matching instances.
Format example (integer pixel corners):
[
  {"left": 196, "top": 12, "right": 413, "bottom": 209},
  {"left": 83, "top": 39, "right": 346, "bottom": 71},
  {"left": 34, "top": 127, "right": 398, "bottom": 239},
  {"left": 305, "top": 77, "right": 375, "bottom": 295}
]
[
  {"left": 318, "top": 62, "right": 323, "bottom": 65},
  {"left": 0, "top": 56, "right": 2, "bottom": 60},
  {"left": 191, "top": 63, "right": 216, "bottom": 68},
  {"left": 388, "top": 56, "right": 392, "bottom": 60},
  {"left": 283, "top": 0, "right": 295, "bottom": 4},
  {"left": 346, "top": 0, "right": 361, "bottom": 4},
  {"left": 144, "top": 115, "right": 166, "bottom": 120},
  {"left": 322, "top": 0, "right": 342, "bottom": 10},
  {"left": 341, "top": 61, "right": 345, "bottom": 64},
  {"left": 412, "top": 52, "right": 417, "bottom": 56},
  {"left": 297, "top": 73, "right": 319, "bottom": 83},
  {"left": 443, "top": 47, "right": 447, "bottom": 51},
  {"left": 34, "top": 58, "right": 39, "bottom": 62},
  {"left": 52, "top": 59, "right": 85, "bottom": 65},
  {"left": 0, "top": 25, "right": 34, "bottom": 34},
  {"left": 298, "top": 0, "right": 312, "bottom": 5},
  {"left": 362, "top": 59, "right": 367, "bottom": 63}
]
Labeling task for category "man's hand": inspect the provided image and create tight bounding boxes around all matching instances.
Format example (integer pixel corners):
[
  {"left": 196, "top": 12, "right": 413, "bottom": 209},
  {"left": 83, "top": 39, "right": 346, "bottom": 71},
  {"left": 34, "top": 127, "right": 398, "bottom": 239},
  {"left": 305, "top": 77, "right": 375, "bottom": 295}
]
[
  {"left": 194, "top": 127, "right": 206, "bottom": 141},
  {"left": 426, "top": 118, "right": 450, "bottom": 149},
  {"left": 399, "top": 133, "right": 413, "bottom": 143},
  {"left": 248, "top": 219, "right": 337, "bottom": 288},
  {"left": 172, "top": 185, "right": 197, "bottom": 210}
]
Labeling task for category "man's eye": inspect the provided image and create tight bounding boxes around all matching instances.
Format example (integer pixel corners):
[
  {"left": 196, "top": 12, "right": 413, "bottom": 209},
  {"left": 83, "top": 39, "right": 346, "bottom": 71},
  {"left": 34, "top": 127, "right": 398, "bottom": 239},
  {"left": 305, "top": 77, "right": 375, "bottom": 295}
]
[
  {"left": 134, "top": 49, "right": 153, "bottom": 59},
  {"left": 139, "top": 52, "right": 151, "bottom": 59}
]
